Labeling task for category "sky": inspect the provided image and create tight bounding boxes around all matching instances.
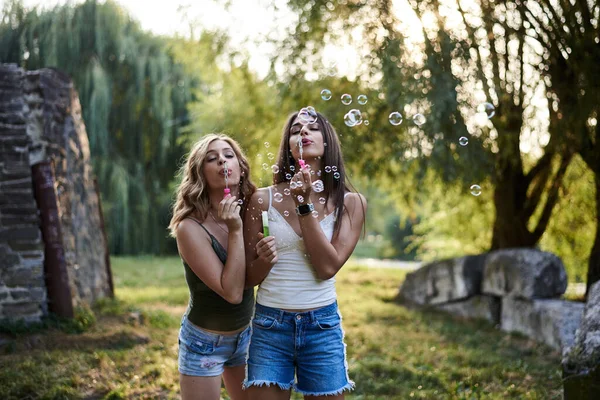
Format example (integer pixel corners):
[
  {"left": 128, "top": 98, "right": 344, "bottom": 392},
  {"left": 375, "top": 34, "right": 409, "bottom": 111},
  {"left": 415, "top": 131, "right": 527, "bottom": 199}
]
[{"left": 2, "top": 0, "right": 424, "bottom": 80}]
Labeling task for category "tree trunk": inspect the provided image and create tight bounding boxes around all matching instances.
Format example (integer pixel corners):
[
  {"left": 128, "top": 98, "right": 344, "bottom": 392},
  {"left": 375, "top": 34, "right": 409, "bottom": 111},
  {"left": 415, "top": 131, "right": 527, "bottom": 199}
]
[
  {"left": 490, "top": 170, "right": 537, "bottom": 249},
  {"left": 586, "top": 173, "right": 600, "bottom": 297}
]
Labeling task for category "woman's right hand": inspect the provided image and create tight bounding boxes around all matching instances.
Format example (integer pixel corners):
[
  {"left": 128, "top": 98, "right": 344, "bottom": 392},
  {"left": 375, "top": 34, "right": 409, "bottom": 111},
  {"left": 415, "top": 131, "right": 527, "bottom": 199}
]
[
  {"left": 219, "top": 195, "right": 242, "bottom": 232},
  {"left": 255, "top": 232, "right": 278, "bottom": 264}
]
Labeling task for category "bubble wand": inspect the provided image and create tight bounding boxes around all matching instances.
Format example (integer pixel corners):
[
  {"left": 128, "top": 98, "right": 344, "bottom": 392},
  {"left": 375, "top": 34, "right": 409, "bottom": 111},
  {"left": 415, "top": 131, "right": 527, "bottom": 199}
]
[
  {"left": 298, "top": 135, "right": 306, "bottom": 169},
  {"left": 223, "top": 161, "right": 230, "bottom": 197}
]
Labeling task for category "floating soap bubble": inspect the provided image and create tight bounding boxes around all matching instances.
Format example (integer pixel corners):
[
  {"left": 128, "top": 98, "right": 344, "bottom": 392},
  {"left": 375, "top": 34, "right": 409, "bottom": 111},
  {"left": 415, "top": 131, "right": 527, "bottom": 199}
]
[
  {"left": 364, "top": 120, "right": 369, "bottom": 126},
  {"left": 258, "top": 198, "right": 264, "bottom": 204},
  {"left": 264, "top": 142, "right": 270, "bottom": 148},
  {"left": 319, "top": 197, "right": 326, "bottom": 205},
  {"left": 333, "top": 172, "right": 341, "bottom": 179},
  {"left": 320, "top": 89, "right": 332, "bottom": 101},
  {"left": 298, "top": 106, "right": 318, "bottom": 125},
  {"left": 312, "top": 210, "right": 319, "bottom": 218},
  {"left": 274, "top": 193, "right": 283, "bottom": 203},
  {"left": 459, "top": 137, "right": 469, "bottom": 146},
  {"left": 478, "top": 102, "right": 495, "bottom": 119},
  {"left": 470, "top": 184, "right": 482, "bottom": 196},
  {"left": 312, "top": 180, "right": 324, "bottom": 193},
  {"left": 267, "top": 152, "right": 274, "bottom": 160},
  {"left": 297, "top": 195, "right": 305, "bottom": 203},
  {"left": 357, "top": 94, "right": 368, "bottom": 105},
  {"left": 324, "top": 166, "right": 332, "bottom": 173},
  {"left": 332, "top": 166, "right": 337, "bottom": 172},
  {"left": 290, "top": 165, "right": 295, "bottom": 172},
  {"left": 285, "top": 173, "right": 292, "bottom": 180},
  {"left": 262, "top": 163, "right": 269, "bottom": 170},
  {"left": 341, "top": 94, "right": 352, "bottom": 105},
  {"left": 284, "top": 188, "right": 291, "bottom": 196},
  {"left": 283, "top": 210, "right": 290, "bottom": 217},
  {"left": 237, "top": 199, "right": 244, "bottom": 205},
  {"left": 389, "top": 112, "right": 403, "bottom": 126},
  {"left": 344, "top": 109, "right": 362, "bottom": 127},
  {"left": 412, "top": 113, "right": 426, "bottom": 126},
  {"left": 271, "top": 165, "right": 280, "bottom": 173}
]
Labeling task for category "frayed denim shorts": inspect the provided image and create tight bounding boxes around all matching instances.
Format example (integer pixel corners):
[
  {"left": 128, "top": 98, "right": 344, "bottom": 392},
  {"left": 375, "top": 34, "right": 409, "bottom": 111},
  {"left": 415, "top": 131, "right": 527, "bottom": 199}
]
[
  {"left": 243, "top": 301, "right": 354, "bottom": 396},
  {"left": 178, "top": 316, "right": 251, "bottom": 377}
]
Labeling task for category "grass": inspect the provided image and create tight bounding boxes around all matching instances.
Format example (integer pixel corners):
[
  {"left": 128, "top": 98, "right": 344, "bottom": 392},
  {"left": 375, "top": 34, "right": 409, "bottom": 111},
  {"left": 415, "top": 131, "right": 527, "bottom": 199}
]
[{"left": 0, "top": 256, "right": 562, "bottom": 399}]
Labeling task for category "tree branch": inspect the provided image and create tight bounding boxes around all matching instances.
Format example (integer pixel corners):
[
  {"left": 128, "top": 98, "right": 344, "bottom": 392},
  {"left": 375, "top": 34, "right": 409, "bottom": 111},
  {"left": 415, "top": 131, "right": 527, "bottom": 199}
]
[
  {"left": 456, "top": 0, "right": 493, "bottom": 101},
  {"left": 523, "top": 154, "right": 552, "bottom": 221},
  {"left": 531, "top": 152, "right": 573, "bottom": 242}
]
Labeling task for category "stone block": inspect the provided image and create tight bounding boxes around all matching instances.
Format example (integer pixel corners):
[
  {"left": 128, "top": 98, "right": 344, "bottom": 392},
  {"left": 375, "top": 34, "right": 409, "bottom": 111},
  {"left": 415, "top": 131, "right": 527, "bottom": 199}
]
[
  {"left": 563, "top": 281, "right": 600, "bottom": 398},
  {"left": 482, "top": 248, "right": 567, "bottom": 299},
  {"left": 398, "top": 254, "right": 486, "bottom": 305},
  {"left": 433, "top": 295, "right": 501, "bottom": 324},
  {"left": 501, "top": 297, "right": 584, "bottom": 353}
]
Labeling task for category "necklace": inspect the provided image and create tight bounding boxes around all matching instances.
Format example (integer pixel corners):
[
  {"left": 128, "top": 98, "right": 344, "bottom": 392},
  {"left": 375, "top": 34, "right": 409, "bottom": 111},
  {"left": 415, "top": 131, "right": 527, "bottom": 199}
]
[{"left": 209, "top": 211, "right": 229, "bottom": 234}]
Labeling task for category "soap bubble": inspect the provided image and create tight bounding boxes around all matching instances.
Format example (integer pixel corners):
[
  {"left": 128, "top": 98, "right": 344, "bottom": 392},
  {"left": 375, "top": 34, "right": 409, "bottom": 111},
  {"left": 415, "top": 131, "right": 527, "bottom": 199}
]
[{"left": 389, "top": 111, "right": 403, "bottom": 126}]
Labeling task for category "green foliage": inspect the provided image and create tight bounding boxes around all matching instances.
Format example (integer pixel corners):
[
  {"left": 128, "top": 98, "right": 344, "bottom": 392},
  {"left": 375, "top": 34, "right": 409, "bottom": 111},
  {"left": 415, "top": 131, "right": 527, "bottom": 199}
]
[
  {"left": 0, "top": 0, "right": 195, "bottom": 254},
  {"left": 540, "top": 155, "right": 596, "bottom": 283}
]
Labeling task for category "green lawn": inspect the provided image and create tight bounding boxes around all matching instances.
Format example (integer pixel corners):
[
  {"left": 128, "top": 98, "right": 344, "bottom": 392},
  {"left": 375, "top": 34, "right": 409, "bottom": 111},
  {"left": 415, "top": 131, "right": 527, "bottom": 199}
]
[{"left": 0, "top": 256, "right": 562, "bottom": 399}]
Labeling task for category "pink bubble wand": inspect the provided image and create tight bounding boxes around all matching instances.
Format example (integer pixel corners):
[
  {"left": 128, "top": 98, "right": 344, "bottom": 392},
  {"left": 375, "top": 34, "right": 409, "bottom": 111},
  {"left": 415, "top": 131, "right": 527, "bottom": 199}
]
[
  {"left": 223, "top": 161, "right": 230, "bottom": 198},
  {"left": 298, "top": 136, "right": 306, "bottom": 169}
]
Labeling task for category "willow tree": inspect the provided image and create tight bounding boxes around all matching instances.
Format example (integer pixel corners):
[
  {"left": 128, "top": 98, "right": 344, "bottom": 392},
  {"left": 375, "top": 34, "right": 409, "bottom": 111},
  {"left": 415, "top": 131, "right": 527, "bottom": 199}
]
[
  {"left": 0, "top": 0, "right": 196, "bottom": 254},
  {"left": 272, "top": 0, "right": 573, "bottom": 252},
  {"left": 519, "top": 0, "right": 600, "bottom": 293}
]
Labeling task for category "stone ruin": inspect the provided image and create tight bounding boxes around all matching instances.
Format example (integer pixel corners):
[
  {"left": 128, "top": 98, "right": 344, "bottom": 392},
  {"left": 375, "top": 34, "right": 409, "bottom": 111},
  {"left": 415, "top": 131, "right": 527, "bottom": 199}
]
[
  {"left": 0, "top": 63, "right": 113, "bottom": 323},
  {"left": 397, "top": 248, "right": 600, "bottom": 398}
]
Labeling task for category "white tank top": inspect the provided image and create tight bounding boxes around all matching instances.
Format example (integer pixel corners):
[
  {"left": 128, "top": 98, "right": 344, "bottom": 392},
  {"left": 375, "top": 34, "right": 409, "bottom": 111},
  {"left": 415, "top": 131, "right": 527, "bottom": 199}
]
[{"left": 256, "top": 187, "right": 339, "bottom": 309}]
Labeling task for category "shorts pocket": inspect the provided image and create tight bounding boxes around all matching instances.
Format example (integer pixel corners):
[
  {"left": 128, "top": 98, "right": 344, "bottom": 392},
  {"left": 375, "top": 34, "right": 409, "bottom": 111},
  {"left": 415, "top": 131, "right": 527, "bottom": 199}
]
[
  {"left": 252, "top": 315, "right": 278, "bottom": 330},
  {"left": 180, "top": 326, "right": 216, "bottom": 355},
  {"left": 315, "top": 313, "right": 341, "bottom": 330}
]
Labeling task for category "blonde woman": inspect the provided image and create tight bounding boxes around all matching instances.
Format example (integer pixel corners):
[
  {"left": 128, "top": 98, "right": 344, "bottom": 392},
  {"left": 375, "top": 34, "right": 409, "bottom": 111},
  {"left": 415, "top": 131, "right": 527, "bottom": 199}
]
[{"left": 169, "top": 134, "right": 256, "bottom": 400}]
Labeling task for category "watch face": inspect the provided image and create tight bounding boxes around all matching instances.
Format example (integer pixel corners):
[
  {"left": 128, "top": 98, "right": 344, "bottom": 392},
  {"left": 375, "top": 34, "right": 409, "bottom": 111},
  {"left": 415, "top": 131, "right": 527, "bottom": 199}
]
[{"left": 296, "top": 203, "right": 314, "bottom": 216}]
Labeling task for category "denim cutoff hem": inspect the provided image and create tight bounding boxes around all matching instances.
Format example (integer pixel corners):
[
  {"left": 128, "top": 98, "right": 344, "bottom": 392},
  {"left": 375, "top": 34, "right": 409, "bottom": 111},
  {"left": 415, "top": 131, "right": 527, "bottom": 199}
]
[
  {"left": 243, "top": 301, "right": 354, "bottom": 395},
  {"left": 178, "top": 315, "right": 250, "bottom": 377}
]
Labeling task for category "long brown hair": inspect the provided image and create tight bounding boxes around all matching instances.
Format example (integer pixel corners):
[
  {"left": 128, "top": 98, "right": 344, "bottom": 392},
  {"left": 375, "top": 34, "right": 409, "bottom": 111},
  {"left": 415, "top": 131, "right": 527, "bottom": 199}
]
[
  {"left": 169, "top": 134, "right": 256, "bottom": 237},
  {"left": 273, "top": 111, "right": 363, "bottom": 236}
]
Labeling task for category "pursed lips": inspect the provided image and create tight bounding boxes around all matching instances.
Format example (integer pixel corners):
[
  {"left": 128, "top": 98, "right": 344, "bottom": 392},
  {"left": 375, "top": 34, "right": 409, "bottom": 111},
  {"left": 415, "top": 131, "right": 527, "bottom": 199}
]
[{"left": 220, "top": 168, "right": 231, "bottom": 176}]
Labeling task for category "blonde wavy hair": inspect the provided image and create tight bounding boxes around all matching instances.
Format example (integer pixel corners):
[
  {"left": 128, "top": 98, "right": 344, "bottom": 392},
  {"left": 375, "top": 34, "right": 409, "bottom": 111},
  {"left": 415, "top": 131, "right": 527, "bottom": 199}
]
[{"left": 169, "top": 134, "right": 256, "bottom": 237}]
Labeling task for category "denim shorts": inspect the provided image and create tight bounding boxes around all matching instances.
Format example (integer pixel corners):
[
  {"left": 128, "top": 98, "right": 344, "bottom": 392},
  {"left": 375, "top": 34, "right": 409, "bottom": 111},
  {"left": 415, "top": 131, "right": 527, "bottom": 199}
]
[
  {"left": 243, "top": 301, "right": 354, "bottom": 396},
  {"left": 178, "top": 316, "right": 251, "bottom": 376}
]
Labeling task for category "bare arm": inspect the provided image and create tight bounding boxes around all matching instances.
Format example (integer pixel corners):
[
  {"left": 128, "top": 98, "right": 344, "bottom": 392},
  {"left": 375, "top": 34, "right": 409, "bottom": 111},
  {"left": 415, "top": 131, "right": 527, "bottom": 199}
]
[
  {"left": 299, "top": 192, "right": 367, "bottom": 280},
  {"left": 291, "top": 167, "right": 367, "bottom": 280},
  {"left": 244, "top": 188, "right": 278, "bottom": 288},
  {"left": 176, "top": 197, "right": 246, "bottom": 304}
]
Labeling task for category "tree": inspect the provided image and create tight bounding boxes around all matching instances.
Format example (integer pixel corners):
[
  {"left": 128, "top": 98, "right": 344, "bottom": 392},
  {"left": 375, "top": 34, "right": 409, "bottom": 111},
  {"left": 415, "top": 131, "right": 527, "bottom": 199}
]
[
  {"left": 273, "top": 0, "right": 573, "bottom": 252},
  {"left": 0, "top": 0, "right": 196, "bottom": 254},
  {"left": 518, "top": 0, "right": 600, "bottom": 293}
]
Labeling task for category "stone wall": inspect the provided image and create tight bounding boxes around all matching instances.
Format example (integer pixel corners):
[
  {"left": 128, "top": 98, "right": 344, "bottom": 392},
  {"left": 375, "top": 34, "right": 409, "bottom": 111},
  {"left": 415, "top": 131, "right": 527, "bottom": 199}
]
[
  {"left": 397, "top": 249, "right": 585, "bottom": 355},
  {"left": 0, "top": 63, "right": 112, "bottom": 323}
]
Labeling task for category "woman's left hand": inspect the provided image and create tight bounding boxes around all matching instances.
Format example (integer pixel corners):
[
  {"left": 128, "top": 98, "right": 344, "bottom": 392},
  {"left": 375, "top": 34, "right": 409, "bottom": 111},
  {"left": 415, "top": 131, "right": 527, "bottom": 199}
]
[{"left": 290, "top": 166, "right": 312, "bottom": 205}]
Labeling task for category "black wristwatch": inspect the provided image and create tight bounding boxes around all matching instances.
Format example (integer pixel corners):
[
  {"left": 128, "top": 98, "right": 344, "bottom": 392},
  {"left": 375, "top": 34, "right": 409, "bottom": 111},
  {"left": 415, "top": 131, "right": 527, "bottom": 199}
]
[{"left": 295, "top": 203, "right": 314, "bottom": 216}]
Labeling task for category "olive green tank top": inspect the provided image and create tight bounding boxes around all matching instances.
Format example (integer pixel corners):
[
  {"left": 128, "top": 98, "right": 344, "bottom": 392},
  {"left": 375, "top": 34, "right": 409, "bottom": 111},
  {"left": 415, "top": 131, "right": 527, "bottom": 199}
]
[{"left": 182, "top": 219, "right": 254, "bottom": 331}]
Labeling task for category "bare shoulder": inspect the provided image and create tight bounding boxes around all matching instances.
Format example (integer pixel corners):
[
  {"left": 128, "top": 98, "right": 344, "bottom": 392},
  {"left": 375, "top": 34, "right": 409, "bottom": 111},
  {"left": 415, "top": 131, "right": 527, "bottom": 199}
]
[
  {"left": 344, "top": 192, "right": 367, "bottom": 210},
  {"left": 176, "top": 217, "right": 207, "bottom": 240},
  {"left": 249, "top": 186, "right": 272, "bottom": 211}
]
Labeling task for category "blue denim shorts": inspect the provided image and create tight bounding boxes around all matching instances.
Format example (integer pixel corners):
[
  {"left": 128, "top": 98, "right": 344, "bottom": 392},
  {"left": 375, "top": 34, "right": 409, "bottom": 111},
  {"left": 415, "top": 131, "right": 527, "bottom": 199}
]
[
  {"left": 243, "top": 301, "right": 354, "bottom": 396},
  {"left": 178, "top": 316, "right": 251, "bottom": 377}
]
